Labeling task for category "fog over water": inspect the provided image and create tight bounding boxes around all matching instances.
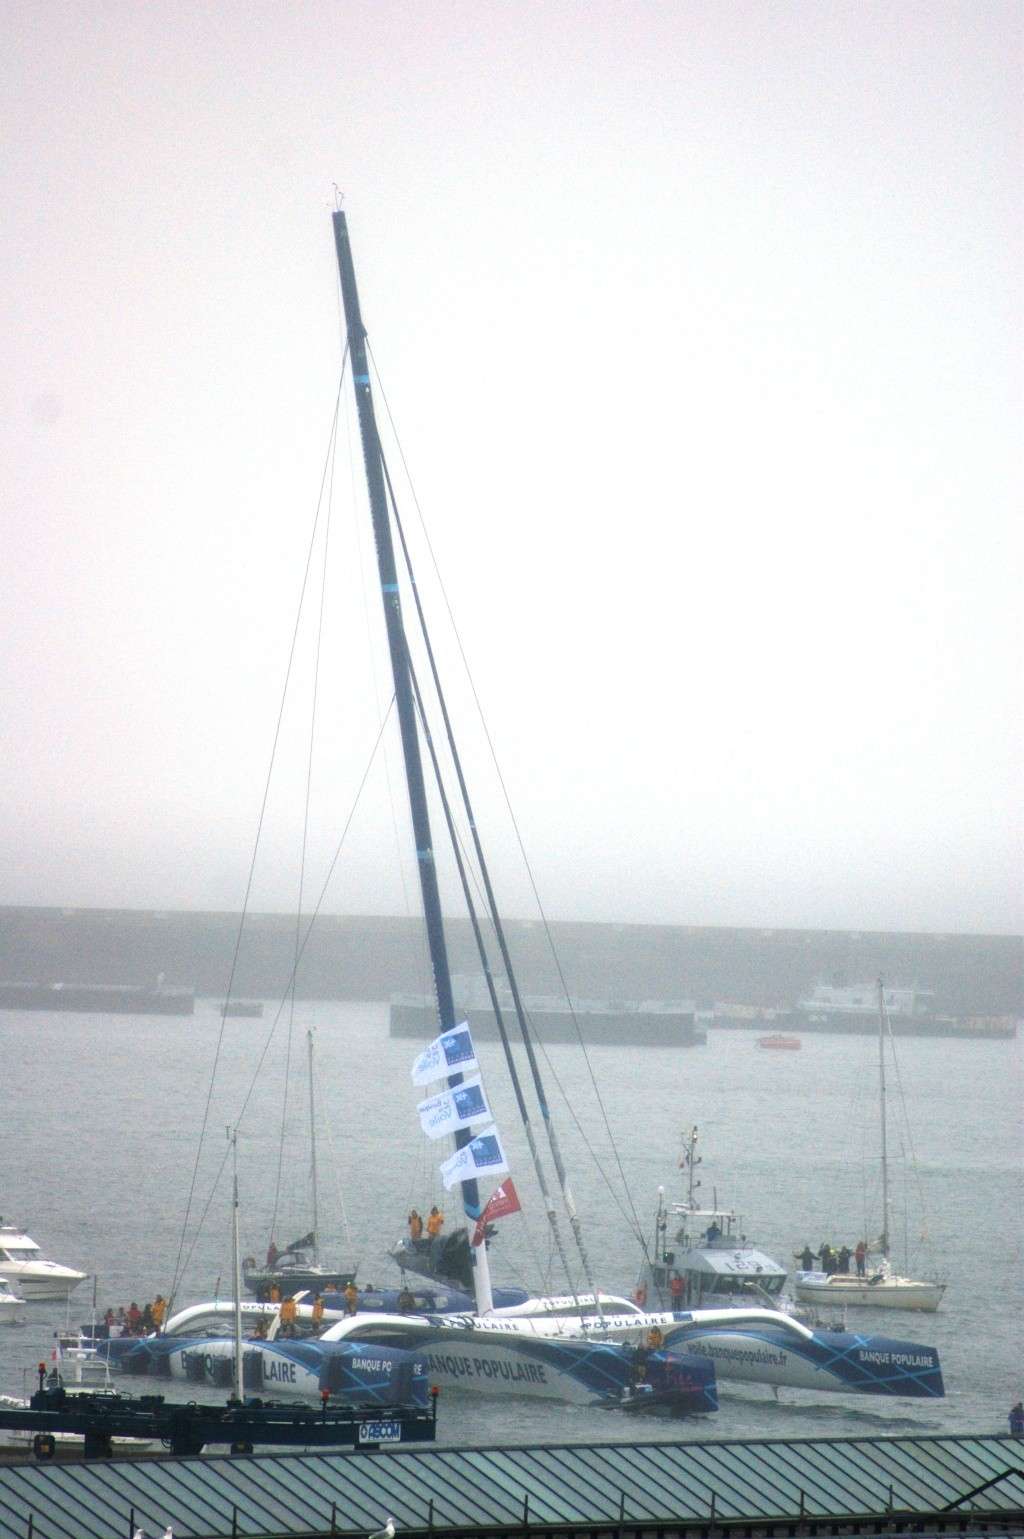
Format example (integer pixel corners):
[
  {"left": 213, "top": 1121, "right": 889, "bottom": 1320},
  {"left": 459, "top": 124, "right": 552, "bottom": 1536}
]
[{"left": 1, "top": 2, "right": 1020, "bottom": 935}]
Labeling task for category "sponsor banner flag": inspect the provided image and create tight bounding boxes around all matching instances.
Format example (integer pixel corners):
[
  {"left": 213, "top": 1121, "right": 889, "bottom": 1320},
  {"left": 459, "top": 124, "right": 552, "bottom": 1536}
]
[
  {"left": 417, "top": 1074, "right": 492, "bottom": 1141},
  {"left": 439, "top": 1126, "right": 510, "bottom": 1191},
  {"left": 472, "top": 1178, "right": 522, "bottom": 1245},
  {"left": 411, "top": 1023, "right": 477, "bottom": 1086}
]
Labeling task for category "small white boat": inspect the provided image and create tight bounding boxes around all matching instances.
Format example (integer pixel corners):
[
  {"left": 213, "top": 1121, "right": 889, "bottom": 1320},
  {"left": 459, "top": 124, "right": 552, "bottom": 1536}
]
[
  {"left": 0, "top": 1275, "right": 26, "bottom": 1322},
  {"left": 636, "top": 1129, "right": 789, "bottom": 1310},
  {"left": 0, "top": 1223, "right": 87, "bottom": 1301},
  {"left": 793, "top": 1264, "right": 945, "bottom": 1313}
]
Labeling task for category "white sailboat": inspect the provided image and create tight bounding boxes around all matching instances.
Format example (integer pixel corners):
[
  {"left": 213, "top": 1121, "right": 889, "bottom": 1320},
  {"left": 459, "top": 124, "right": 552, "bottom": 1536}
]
[
  {"left": 241, "top": 1030, "right": 357, "bottom": 1300},
  {"left": 794, "top": 979, "right": 945, "bottom": 1312}
]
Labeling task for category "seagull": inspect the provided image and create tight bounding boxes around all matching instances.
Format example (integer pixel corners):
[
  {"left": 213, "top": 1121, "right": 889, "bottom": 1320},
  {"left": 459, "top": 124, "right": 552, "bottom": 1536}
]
[{"left": 368, "top": 1521, "right": 396, "bottom": 1539}]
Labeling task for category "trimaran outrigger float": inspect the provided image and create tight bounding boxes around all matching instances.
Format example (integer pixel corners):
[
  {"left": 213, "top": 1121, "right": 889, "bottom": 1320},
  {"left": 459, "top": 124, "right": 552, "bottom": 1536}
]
[{"left": 104, "top": 208, "right": 943, "bottom": 1412}]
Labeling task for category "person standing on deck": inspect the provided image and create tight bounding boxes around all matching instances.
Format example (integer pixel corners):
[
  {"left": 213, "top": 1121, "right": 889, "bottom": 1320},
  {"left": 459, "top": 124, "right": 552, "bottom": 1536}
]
[{"left": 855, "top": 1240, "right": 867, "bottom": 1277}]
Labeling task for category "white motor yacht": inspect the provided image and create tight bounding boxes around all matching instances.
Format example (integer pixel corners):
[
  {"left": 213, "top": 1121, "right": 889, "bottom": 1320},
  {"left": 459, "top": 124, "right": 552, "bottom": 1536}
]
[{"left": 0, "top": 1223, "right": 86, "bottom": 1301}]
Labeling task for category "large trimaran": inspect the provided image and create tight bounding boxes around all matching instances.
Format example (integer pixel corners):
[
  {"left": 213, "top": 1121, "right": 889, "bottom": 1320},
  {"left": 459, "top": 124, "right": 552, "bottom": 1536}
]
[{"left": 113, "top": 210, "right": 945, "bottom": 1410}]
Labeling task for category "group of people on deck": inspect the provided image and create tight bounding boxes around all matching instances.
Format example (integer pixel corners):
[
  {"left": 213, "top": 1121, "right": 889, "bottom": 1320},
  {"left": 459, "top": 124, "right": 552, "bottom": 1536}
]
[
  {"left": 99, "top": 1295, "right": 167, "bottom": 1337},
  {"left": 799, "top": 1240, "right": 869, "bottom": 1276}
]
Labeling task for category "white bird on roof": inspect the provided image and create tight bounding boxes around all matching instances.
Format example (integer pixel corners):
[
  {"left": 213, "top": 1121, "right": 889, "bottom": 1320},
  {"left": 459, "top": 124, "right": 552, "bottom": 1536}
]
[{"left": 368, "top": 1521, "right": 396, "bottom": 1539}]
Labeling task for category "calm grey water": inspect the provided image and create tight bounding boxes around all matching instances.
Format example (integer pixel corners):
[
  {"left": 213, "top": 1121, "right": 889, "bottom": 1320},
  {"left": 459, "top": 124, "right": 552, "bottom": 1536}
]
[{"left": 1, "top": 1001, "right": 1021, "bottom": 1445}]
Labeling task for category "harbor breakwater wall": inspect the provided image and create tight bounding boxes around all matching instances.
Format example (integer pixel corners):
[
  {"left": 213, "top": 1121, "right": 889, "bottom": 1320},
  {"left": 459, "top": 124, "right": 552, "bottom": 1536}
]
[{"left": 0, "top": 907, "right": 1019, "bottom": 1020}]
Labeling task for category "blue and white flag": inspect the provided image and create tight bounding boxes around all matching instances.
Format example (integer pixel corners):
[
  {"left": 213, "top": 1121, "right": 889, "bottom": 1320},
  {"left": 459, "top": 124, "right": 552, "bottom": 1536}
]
[
  {"left": 410, "top": 1023, "right": 477, "bottom": 1086},
  {"left": 417, "top": 1074, "right": 492, "bottom": 1141},
  {"left": 439, "top": 1126, "right": 510, "bottom": 1191}
]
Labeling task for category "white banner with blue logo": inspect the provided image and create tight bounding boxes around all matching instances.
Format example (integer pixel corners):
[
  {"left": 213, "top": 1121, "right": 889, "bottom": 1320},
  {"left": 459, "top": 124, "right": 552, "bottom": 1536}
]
[
  {"left": 410, "top": 1022, "right": 478, "bottom": 1086},
  {"left": 417, "top": 1074, "right": 493, "bottom": 1141},
  {"left": 439, "top": 1126, "right": 510, "bottom": 1191}
]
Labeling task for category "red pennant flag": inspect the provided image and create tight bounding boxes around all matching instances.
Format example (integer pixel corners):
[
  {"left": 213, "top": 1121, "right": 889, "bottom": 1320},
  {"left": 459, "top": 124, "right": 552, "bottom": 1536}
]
[{"left": 472, "top": 1178, "right": 522, "bottom": 1245}]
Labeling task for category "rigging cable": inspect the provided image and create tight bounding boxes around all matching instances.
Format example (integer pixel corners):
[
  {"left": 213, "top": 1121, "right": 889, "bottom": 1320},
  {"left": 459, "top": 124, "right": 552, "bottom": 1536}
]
[
  {"left": 384, "top": 451, "right": 595, "bottom": 1316},
  {"left": 272, "top": 383, "right": 341, "bottom": 1245},
  {"left": 881, "top": 993, "right": 934, "bottom": 1251},
  {"left": 168, "top": 356, "right": 348, "bottom": 1312},
  {"left": 171, "top": 695, "right": 396, "bottom": 1293},
  {"left": 368, "top": 345, "right": 647, "bottom": 1254}
]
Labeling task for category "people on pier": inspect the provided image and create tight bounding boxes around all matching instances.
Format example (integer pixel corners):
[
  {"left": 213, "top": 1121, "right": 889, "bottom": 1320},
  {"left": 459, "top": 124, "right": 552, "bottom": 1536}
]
[
  {"left": 426, "top": 1206, "right": 445, "bottom": 1240},
  {"left": 407, "top": 1209, "right": 424, "bottom": 1244}
]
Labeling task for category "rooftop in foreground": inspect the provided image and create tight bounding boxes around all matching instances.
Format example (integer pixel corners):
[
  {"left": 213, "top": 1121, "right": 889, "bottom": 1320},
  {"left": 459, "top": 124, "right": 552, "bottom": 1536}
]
[{"left": 0, "top": 1432, "right": 1022, "bottom": 1539}]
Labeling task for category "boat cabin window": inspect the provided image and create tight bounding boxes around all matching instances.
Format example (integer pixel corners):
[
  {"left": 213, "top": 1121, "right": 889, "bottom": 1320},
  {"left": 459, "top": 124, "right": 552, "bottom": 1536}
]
[
  {"left": 0, "top": 1246, "right": 37, "bottom": 1261},
  {"left": 697, "top": 1274, "right": 783, "bottom": 1297}
]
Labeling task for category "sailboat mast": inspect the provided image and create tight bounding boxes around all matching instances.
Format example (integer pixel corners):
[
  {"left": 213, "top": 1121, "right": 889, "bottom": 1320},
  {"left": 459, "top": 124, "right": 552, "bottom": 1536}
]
[
  {"left": 229, "top": 1128, "right": 244, "bottom": 1402},
  {"left": 332, "top": 210, "right": 493, "bottom": 1313},
  {"left": 307, "top": 1030, "right": 319, "bottom": 1270},
  {"left": 877, "top": 977, "right": 890, "bottom": 1258}
]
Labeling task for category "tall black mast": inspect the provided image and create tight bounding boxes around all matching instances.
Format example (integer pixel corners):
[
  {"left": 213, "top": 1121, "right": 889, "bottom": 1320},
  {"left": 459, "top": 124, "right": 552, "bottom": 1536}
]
[{"left": 331, "top": 211, "right": 490, "bottom": 1298}]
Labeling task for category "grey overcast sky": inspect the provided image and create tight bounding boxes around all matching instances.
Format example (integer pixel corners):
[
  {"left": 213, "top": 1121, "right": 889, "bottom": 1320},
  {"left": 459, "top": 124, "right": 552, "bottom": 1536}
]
[{"left": 1, "top": 0, "right": 1020, "bottom": 934}]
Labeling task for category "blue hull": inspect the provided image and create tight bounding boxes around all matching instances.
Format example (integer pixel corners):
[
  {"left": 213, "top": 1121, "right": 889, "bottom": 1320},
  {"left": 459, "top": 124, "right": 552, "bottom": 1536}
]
[
  {"left": 101, "top": 1335, "right": 428, "bottom": 1406},
  {"left": 663, "top": 1318, "right": 944, "bottom": 1397}
]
